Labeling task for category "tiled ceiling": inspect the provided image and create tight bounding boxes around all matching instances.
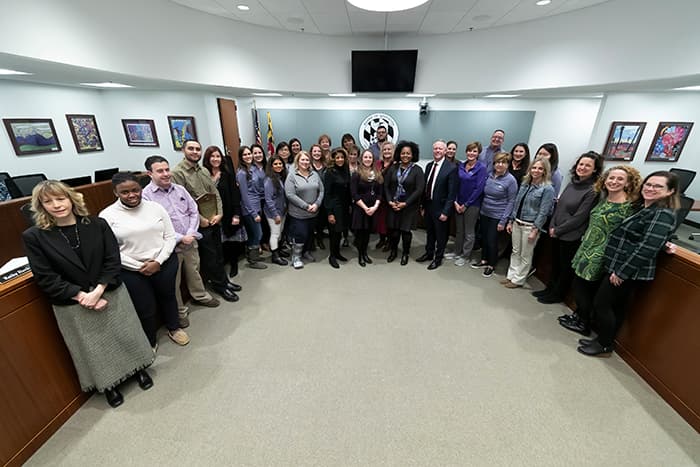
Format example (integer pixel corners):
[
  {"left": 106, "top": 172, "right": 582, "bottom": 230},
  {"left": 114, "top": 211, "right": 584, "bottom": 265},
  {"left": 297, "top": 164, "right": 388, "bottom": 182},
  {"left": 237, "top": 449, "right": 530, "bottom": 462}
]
[{"left": 169, "top": 0, "right": 612, "bottom": 35}]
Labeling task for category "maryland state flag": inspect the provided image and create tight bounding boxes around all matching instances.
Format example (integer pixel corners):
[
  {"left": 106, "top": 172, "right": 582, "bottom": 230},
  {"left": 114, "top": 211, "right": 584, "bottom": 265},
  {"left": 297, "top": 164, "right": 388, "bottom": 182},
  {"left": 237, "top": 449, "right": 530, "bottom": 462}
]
[
  {"left": 266, "top": 112, "right": 275, "bottom": 156},
  {"left": 252, "top": 103, "right": 262, "bottom": 146}
]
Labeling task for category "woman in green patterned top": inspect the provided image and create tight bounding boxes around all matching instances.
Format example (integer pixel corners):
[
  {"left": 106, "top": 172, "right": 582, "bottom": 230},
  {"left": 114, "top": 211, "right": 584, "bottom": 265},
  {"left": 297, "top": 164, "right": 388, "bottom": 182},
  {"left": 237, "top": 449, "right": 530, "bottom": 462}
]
[{"left": 559, "top": 165, "right": 642, "bottom": 336}]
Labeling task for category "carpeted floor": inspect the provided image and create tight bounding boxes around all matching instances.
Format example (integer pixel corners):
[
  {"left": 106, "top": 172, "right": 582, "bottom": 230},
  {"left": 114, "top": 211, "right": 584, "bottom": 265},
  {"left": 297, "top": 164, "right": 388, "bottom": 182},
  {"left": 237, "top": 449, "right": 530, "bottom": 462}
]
[{"left": 26, "top": 235, "right": 700, "bottom": 466}]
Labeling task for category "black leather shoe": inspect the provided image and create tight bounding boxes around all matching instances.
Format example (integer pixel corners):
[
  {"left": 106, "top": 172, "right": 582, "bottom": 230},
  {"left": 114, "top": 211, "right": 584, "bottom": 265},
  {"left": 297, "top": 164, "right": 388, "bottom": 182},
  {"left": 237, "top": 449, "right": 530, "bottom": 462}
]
[
  {"left": 329, "top": 256, "right": 340, "bottom": 269},
  {"left": 358, "top": 257, "right": 366, "bottom": 267},
  {"left": 226, "top": 281, "right": 242, "bottom": 292},
  {"left": 215, "top": 287, "right": 239, "bottom": 302},
  {"left": 427, "top": 259, "right": 442, "bottom": 270},
  {"left": 558, "top": 313, "right": 577, "bottom": 323},
  {"left": 400, "top": 254, "right": 409, "bottom": 266},
  {"left": 559, "top": 318, "right": 591, "bottom": 336},
  {"left": 577, "top": 341, "right": 613, "bottom": 357},
  {"left": 531, "top": 289, "right": 550, "bottom": 298},
  {"left": 578, "top": 338, "right": 596, "bottom": 346},
  {"left": 135, "top": 370, "right": 153, "bottom": 390},
  {"left": 105, "top": 388, "right": 124, "bottom": 408},
  {"left": 336, "top": 253, "right": 348, "bottom": 262},
  {"left": 363, "top": 254, "right": 373, "bottom": 264},
  {"left": 387, "top": 250, "right": 397, "bottom": 263},
  {"left": 415, "top": 253, "right": 433, "bottom": 263},
  {"left": 537, "top": 295, "right": 563, "bottom": 304}
]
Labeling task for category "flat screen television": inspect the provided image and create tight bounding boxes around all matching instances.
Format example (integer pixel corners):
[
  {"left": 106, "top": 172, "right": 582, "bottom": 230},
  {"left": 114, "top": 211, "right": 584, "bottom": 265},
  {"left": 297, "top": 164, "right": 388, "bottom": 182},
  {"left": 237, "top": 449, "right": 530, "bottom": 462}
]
[{"left": 351, "top": 50, "right": 418, "bottom": 93}]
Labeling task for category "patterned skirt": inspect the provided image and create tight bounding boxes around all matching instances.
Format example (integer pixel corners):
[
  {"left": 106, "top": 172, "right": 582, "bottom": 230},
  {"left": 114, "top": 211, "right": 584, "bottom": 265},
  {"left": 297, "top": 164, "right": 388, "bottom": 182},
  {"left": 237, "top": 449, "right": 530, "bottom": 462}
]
[{"left": 52, "top": 284, "right": 154, "bottom": 392}]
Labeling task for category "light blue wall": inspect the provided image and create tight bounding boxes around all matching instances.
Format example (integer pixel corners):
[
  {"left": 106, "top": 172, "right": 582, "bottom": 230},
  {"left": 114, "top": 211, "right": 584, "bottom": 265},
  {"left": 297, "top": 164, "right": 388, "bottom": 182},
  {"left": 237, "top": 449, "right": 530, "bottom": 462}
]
[{"left": 256, "top": 109, "right": 535, "bottom": 159}]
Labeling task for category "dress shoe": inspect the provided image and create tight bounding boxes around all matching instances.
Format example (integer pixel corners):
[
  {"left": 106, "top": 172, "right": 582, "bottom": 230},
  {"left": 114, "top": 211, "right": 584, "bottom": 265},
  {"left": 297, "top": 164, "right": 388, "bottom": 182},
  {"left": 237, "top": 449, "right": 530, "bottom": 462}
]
[
  {"left": 400, "top": 254, "right": 409, "bottom": 266},
  {"left": 558, "top": 313, "right": 577, "bottom": 323},
  {"left": 499, "top": 278, "right": 511, "bottom": 285},
  {"left": 226, "top": 281, "right": 242, "bottom": 292},
  {"left": 559, "top": 318, "right": 591, "bottom": 337},
  {"left": 427, "top": 259, "right": 442, "bottom": 270},
  {"left": 105, "top": 388, "right": 124, "bottom": 408},
  {"left": 363, "top": 254, "right": 373, "bottom": 264},
  {"left": 387, "top": 251, "right": 398, "bottom": 263},
  {"left": 278, "top": 248, "right": 291, "bottom": 258},
  {"left": 328, "top": 256, "right": 340, "bottom": 269},
  {"left": 531, "top": 289, "right": 550, "bottom": 298},
  {"left": 537, "top": 295, "right": 563, "bottom": 304},
  {"left": 336, "top": 253, "right": 348, "bottom": 262},
  {"left": 194, "top": 297, "right": 220, "bottom": 307},
  {"left": 503, "top": 281, "right": 522, "bottom": 288},
  {"left": 358, "top": 257, "right": 366, "bottom": 267},
  {"left": 577, "top": 341, "right": 613, "bottom": 357},
  {"left": 578, "top": 337, "right": 596, "bottom": 346},
  {"left": 214, "top": 287, "right": 239, "bottom": 302},
  {"left": 135, "top": 369, "right": 153, "bottom": 390},
  {"left": 415, "top": 253, "right": 433, "bottom": 263}
]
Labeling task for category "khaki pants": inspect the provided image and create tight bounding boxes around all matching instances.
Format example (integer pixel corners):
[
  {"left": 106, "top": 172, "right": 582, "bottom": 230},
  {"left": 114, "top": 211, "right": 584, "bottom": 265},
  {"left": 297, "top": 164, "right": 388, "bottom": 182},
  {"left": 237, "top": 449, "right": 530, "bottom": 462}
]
[
  {"left": 507, "top": 220, "right": 540, "bottom": 286},
  {"left": 175, "top": 242, "right": 214, "bottom": 314}
]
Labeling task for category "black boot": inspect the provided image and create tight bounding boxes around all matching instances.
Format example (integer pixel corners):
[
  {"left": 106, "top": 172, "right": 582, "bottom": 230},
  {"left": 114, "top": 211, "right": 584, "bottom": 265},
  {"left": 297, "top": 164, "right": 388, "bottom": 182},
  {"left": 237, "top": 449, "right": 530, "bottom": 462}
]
[
  {"left": 387, "top": 248, "right": 398, "bottom": 263},
  {"left": 105, "top": 387, "right": 124, "bottom": 408},
  {"left": 271, "top": 249, "right": 288, "bottom": 266},
  {"left": 400, "top": 252, "right": 409, "bottom": 266}
]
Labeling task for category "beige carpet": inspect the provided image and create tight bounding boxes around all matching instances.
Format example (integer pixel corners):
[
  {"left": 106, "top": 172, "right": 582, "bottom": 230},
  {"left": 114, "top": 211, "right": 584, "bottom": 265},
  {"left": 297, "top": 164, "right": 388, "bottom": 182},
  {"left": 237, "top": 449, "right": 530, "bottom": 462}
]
[{"left": 26, "top": 235, "right": 700, "bottom": 466}]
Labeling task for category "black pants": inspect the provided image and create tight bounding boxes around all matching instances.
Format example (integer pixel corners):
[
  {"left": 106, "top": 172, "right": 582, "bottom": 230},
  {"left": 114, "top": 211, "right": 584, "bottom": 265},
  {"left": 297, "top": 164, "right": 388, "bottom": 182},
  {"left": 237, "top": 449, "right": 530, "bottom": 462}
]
[
  {"left": 389, "top": 229, "right": 412, "bottom": 253},
  {"left": 355, "top": 229, "right": 370, "bottom": 257},
  {"left": 424, "top": 206, "right": 449, "bottom": 259},
  {"left": 329, "top": 230, "right": 342, "bottom": 258},
  {"left": 593, "top": 277, "right": 638, "bottom": 347},
  {"left": 479, "top": 215, "right": 501, "bottom": 266},
  {"left": 572, "top": 275, "right": 601, "bottom": 327},
  {"left": 198, "top": 224, "right": 228, "bottom": 288},
  {"left": 546, "top": 238, "right": 582, "bottom": 298},
  {"left": 121, "top": 254, "right": 179, "bottom": 347}
]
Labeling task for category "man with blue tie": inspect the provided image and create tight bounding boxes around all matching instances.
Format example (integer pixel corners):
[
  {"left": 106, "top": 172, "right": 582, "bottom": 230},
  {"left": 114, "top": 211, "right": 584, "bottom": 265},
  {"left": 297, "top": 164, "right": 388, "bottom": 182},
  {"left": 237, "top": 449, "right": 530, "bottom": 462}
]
[{"left": 416, "top": 140, "right": 458, "bottom": 270}]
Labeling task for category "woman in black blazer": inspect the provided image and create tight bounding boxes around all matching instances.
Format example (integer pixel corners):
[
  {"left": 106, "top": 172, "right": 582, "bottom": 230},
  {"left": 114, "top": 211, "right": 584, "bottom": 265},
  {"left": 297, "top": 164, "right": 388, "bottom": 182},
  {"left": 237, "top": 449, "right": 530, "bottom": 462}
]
[
  {"left": 384, "top": 140, "right": 425, "bottom": 265},
  {"left": 323, "top": 147, "right": 351, "bottom": 268},
  {"left": 22, "top": 181, "right": 154, "bottom": 408}
]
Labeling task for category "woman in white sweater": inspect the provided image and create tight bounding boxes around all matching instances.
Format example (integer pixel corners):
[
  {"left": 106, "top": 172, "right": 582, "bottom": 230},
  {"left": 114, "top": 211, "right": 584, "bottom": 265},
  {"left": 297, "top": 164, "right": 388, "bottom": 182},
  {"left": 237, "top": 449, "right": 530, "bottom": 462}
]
[{"left": 100, "top": 172, "right": 189, "bottom": 348}]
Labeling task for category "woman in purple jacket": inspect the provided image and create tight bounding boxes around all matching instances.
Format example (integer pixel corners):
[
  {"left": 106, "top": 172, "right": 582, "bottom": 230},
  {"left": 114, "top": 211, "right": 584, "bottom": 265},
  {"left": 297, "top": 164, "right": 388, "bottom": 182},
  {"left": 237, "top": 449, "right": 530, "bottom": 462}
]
[
  {"left": 453, "top": 142, "right": 487, "bottom": 267},
  {"left": 236, "top": 146, "right": 267, "bottom": 269},
  {"left": 264, "top": 155, "right": 289, "bottom": 266}
]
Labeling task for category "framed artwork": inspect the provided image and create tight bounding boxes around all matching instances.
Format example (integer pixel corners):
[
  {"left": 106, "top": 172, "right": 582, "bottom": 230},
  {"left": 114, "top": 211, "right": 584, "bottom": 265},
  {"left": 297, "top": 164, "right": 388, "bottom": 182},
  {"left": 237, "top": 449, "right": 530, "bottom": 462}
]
[
  {"left": 167, "top": 116, "right": 197, "bottom": 150},
  {"left": 3, "top": 118, "right": 62, "bottom": 155},
  {"left": 645, "top": 122, "right": 694, "bottom": 162},
  {"left": 602, "top": 121, "right": 646, "bottom": 161},
  {"left": 121, "top": 119, "right": 159, "bottom": 147},
  {"left": 66, "top": 114, "right": 104, "bottom": 153}
]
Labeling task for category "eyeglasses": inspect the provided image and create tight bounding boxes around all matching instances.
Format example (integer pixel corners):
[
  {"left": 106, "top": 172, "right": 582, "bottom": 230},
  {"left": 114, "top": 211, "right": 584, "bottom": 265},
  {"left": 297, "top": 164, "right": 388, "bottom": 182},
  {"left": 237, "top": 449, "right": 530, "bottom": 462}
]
[{"left": 643, "top": 182, "right": 667, "bottom": 190}]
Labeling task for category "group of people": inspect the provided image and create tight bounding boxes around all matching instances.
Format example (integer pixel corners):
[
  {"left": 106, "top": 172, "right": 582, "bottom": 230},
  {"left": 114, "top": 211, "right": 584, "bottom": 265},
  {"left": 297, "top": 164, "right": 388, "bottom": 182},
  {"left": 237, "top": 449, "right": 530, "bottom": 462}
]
[{"left": 21, "top": 129, "right": 681, "bottom": 408}]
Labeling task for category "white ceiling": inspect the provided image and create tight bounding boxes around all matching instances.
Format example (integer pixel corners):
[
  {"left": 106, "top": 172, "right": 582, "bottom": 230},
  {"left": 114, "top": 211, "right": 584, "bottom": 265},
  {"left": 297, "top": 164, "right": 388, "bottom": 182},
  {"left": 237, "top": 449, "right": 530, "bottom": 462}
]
[{"left": 169, "top": 0, "right": 612, "bottom": 35}]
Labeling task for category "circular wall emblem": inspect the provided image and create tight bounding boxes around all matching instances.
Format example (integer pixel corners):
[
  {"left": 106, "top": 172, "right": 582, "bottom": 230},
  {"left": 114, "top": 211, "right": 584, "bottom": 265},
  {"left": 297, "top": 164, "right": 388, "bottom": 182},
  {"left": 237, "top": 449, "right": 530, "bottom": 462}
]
[{"left": 358, "top": 113, "right": 399, "bottom": 149}]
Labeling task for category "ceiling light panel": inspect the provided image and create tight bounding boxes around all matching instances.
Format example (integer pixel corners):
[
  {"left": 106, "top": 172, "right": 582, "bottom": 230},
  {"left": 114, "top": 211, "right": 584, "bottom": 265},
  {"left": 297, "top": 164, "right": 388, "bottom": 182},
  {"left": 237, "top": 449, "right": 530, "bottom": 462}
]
[{"left": 347, "top": 0, "right": 430, "bottom": 13}]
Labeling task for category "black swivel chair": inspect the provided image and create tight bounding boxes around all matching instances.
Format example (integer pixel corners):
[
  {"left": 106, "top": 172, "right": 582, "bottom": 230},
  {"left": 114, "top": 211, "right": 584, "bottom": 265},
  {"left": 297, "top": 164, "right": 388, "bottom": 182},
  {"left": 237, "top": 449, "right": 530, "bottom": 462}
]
[
  {"left": 0, "top": 172, "right": 23, "bottom": 199},
  {"left": 10, "top": 173, "right": 48, "bottom": 197},
  {"left": 94, "top": 167, "right": 119, "bottom": 183},
  {"left": 61, "top": 175, "right": 92, "bottom": 187},
  {"left": 670, "top": 168, "right": 696, "bottom": 194}
]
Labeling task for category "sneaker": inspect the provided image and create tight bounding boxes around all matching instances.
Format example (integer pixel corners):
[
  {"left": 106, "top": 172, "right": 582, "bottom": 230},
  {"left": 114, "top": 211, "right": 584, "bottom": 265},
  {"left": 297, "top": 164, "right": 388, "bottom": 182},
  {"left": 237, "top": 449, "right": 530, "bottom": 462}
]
[
  {"left": 178, "top": 313, "right": 190, "bottom": 329},
  {"left": 471, "top": 261, "right": 488, "bottom": 269},
  {"left": 444, "top": 252, "right": 456, "bottom": 260},
  {"left": 482, "top": 266, "right": 494, "bottom": 277},
  {"left": 194, "top": 297, "right": 220, "bottom": 307},
  {"left": 168, "top": 328, "right": 190, "bottom": 346},
  {"left": 454, "top": 256, "right": 466, "bottom": 267}
]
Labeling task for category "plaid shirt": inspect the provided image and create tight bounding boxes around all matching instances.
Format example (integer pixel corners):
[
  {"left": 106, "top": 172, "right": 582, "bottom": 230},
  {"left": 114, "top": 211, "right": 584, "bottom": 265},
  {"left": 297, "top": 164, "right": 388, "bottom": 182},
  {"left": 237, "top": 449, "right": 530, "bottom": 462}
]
[{"left": 603, "top": 206, "right": 675, "bottom": 281}]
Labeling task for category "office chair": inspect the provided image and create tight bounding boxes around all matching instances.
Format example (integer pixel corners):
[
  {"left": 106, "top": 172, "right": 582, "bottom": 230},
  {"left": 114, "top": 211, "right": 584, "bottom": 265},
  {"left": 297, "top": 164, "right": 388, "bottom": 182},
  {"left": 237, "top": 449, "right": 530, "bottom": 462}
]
[
  {"left": 94, "top": 167, "right": 119, "bottom": 182},
  {"left": 10, "top": 173, "right": 48, "bottom": 197},
  {"left": 669, "top": 168, "right": 696, "bottom": 195},
  {"left": 0, "top": 172, "right": 23, "bottom": 199},
  {"left": 19, "top": 202, "right": 34, "bottom": 227},
  {"left": 60, "top": 175, "right": 92, "bottom": 187}
]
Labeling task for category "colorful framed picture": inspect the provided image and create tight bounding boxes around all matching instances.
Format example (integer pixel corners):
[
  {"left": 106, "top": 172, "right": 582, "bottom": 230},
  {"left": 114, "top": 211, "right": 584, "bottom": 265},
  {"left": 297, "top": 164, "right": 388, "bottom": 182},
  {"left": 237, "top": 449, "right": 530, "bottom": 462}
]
[
  {"left": 167, "top": 116, "right": 197, "bottom": 150},
  {"left": 66, "top": 114, "right": 103, "bottom": 153},
  {"left": 3, "top": 118, "right": 62, "bottom": 155},
  {"left": 645, "top": 122, "right": 693, "bottom": 162},
  {"left": 602, "top": 121, "right": 646, "bottom": 161},
  {"left": 121, "top": 119, "right": 159, "bottom": 147}
]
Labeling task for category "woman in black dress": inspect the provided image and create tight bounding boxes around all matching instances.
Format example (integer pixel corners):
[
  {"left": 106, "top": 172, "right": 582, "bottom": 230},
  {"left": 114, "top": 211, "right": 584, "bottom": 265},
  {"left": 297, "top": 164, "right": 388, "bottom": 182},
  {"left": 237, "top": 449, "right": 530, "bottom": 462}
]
[
  {"left": 323, "top": 147, "right": 352, "bottom": 268},
  {"left": 384, "top": 140, "right": 425, "bottom": 265},
  {"left": 351, "top": 149, "right": 384, "bottom": 267},
  {"left": 23, "top": 181, "right": 154, "bottom": 408}
]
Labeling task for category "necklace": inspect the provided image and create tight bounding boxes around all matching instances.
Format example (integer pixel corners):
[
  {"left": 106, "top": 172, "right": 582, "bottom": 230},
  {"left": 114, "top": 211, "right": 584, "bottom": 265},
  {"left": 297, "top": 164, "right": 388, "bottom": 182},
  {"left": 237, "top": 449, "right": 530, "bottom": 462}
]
[{"left": 58, "top": 224, "right": 81, "bottom": 249}]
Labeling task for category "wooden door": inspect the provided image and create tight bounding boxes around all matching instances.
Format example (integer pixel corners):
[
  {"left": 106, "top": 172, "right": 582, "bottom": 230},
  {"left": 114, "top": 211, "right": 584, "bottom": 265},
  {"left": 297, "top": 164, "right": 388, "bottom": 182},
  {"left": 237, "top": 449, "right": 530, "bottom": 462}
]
[{"left": 217, "top": 98, "right": 241, "bottom": 170}]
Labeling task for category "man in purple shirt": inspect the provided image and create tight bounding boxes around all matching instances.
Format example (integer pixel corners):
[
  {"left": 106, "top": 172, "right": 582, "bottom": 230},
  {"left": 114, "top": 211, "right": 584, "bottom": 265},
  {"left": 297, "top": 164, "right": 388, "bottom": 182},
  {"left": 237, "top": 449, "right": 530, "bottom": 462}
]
[
  {"left": 143, "top": 156, "right": 220, "bottom": 328},
  {"left": 479, "top": 129, "right": 505, "bottom": 174}
]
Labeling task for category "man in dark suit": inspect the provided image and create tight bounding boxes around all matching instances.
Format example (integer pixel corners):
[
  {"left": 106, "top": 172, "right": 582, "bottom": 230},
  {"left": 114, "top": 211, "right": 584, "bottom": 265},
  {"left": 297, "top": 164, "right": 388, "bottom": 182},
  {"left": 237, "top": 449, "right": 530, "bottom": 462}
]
[{"left": 416, "top": 140, "right": 458, "bottom": 270}]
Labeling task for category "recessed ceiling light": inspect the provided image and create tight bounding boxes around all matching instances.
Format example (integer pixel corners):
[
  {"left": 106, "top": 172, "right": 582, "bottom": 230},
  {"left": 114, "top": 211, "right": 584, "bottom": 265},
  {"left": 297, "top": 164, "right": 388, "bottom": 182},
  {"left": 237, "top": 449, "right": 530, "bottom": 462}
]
[
  {"left": 0, "top": 68, "right": 32, "bottom": 76},
  {"left": 536, "top": 0, "right": 551, "bottom": 5},
  {"left": 406, "top": 93, "right": 435, "bottom": 97},
  {"left": 237, "top": 4, "right": 250, "bottom": 11},
  {"left": 80, "top": 82, "right": 132, "bottom": 88},
  {"left": 673, "top": 85, "right": 700, "bottom": 91},
  {"left": 485, "top": 94, "right": 520, "bottom": 98},
  {"left": 347, "top": 0, "right": 429, "bottom": 13},
  {"left": 252, "top": 92, "right": 283, "bottom": 96},
  {"left": 328, "top": 93, "right": 356, "bottom": 97}
]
